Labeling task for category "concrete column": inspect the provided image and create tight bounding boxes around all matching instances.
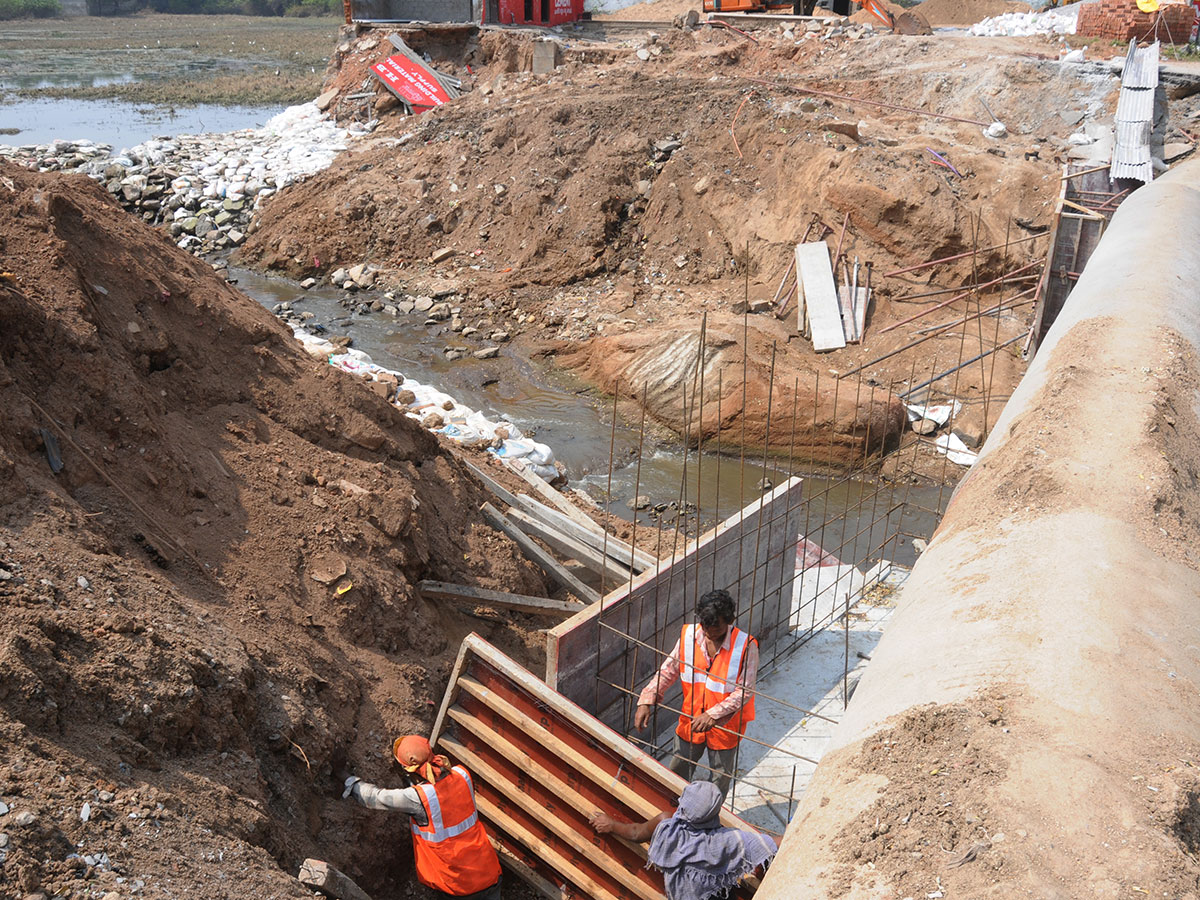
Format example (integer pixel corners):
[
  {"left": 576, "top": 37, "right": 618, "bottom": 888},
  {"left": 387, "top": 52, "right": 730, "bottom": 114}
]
[{"left": 757, "top": 158, "right": 1200, "bottom": 897}]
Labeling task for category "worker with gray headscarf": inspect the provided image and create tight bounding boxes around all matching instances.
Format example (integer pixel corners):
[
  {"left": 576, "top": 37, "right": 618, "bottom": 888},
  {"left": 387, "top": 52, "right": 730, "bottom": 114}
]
[{"left": 588, "top": 780, "right": 777, "bottom": 900}]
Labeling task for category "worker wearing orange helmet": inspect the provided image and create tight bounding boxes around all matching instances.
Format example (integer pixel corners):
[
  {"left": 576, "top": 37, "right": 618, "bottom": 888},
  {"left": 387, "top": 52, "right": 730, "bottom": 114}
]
[{"left": 341, "top": 735, "right": 502, "bottom": 899}]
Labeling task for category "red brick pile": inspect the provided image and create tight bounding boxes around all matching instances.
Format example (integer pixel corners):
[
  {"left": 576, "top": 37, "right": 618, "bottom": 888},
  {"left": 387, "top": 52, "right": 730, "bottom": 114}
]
[{"left": 1076, "top": 0, "right": 1197, "bottom": 43}]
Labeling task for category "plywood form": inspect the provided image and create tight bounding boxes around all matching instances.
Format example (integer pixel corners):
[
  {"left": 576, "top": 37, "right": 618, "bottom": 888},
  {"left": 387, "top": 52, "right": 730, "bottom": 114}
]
[
  {"left": 430, "top": 635, "right": 762, "bottom": 900},
  {"left": 795, "top": 243, "right": 845, "bottom": 352}
]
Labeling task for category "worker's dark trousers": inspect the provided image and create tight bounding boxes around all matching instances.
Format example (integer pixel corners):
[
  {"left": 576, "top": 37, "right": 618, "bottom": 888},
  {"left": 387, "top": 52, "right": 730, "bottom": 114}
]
[
  {"left": 434, "top": 875, "right": 501, "bottom": 900},
  {"left": 668, "top": 736, "right": 738, "bottom": 800}
]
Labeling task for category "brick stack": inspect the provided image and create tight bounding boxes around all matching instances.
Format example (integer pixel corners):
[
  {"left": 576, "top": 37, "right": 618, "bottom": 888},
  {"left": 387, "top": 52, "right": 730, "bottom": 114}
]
[{"left": 1076, "top": 0, "right": 1197, "bottom": 43}]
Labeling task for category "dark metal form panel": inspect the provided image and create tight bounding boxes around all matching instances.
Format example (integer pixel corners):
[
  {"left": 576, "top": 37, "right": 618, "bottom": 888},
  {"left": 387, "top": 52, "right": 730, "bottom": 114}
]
[
  {"left": 546, "top": 479, "right": 804, "bottom": 738},
  {"left": 430, "top": 635, "right": 762, "bottom": 900}
]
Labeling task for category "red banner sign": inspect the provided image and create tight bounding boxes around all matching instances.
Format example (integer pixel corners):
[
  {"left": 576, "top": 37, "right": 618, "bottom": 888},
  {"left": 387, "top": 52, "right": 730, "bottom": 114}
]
[{"left": 370, "top": 54, "right": 451, "bottom": 112}]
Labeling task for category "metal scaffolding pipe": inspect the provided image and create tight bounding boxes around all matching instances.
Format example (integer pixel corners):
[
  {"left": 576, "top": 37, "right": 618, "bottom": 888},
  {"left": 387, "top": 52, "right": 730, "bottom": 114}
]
[{"left": 757, "top": 159, "right": 1200, "bottom": 897}]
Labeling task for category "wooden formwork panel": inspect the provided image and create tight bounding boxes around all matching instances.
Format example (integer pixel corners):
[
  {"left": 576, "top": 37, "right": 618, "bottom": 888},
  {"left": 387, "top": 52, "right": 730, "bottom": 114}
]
[
  {"left": 546, "top": 478, "right": 805, "bottom": 736},
  {"left": 431, "top": 635, "right": 761, "bottom": 900}
]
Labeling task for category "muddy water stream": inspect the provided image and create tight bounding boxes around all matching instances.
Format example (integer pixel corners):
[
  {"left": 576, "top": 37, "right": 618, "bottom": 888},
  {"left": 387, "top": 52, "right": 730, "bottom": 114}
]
[{"left": 234, "top": 267, "right": 947, "bottom": 567}]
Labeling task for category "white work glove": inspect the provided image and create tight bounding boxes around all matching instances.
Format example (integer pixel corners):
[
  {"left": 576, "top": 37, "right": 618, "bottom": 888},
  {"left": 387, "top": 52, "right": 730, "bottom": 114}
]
[{"left": 342, "top": 775, "right": 361, "bottom": 800}]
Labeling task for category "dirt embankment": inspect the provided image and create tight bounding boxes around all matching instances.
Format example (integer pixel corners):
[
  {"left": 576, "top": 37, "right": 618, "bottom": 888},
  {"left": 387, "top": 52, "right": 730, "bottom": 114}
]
[
  {"left": 0, "top": 165, "right": 550, "bottom": 899},
  {"left": 240, "top": 25, "right": 1082, "bottom": 466}
]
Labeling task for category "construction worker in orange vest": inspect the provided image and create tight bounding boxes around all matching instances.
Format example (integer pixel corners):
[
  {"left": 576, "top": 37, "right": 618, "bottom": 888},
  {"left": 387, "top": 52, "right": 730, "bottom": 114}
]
[
  {"left": 341, "top": 735, "right": 503, "bottom": 900},
  {"left": 633, "top": 589, "right": 758, "bottom": 800}
]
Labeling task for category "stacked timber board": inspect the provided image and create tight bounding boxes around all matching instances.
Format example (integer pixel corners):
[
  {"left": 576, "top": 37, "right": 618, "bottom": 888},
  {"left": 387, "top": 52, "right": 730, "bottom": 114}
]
[
  {"left": 794, "top": 241, "right": 871, "bottom": 350},
  {"left": 430, "top": 635, "right": 763, "bottom": 900}
]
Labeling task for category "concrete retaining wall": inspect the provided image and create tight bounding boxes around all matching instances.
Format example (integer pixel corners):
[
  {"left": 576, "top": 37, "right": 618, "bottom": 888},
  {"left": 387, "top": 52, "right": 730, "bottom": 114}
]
[{"left": 758, "top": 158, "right": 1200, "bottom": 896}]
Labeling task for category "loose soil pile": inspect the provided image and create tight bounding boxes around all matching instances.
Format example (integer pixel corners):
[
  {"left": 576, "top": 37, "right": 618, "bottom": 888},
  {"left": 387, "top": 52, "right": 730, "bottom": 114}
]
[
  {"left": 0, "top": 165, "right": 549, "bottom": 899},
  {"left": 914, "top": 0, "right": 1032, "bottom": 27}
]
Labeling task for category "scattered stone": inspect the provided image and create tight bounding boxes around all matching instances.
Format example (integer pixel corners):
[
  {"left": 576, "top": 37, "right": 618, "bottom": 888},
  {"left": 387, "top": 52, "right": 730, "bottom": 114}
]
[
  {"left": 300, "top": 277, "right": 317, "bottom": 290},
  {"left": 490, "top": 331, "right": 510, "bottom": 342},
  {"left": 636, "top": 48, "right": 651, "bottom": 61},
  {"left": 80, "top": 802, "right": 91, "bottom": 823},
  {"left": 628, "top": 495, "right": 650, "bottom": 510},
  {"left": 0, "top": 570, "right": 10, "bottom": 582},
  {"left": 397, "top": 300, "right": 415, "bottom": 314},
  {"left": 693, "top": 175, "right": 710, "bottom": 195},
  {"left": 396, "top": 389, "right": 417, "bottom": 405},
  {"left": 427, "top": 302, "right": 452, "bottom": 321},
  {"left": 421, "top": 412, "right": 445, "bottom": 429},
  {"left": 13, "top": 811, "right": 35, "bottom": 827},
  {"left": 330, "top": 267, "right": 348, "bottom": 286},
  {"left": 756, "top": 477, "right": 773, "bottom": 492},
  {"left": 912, "top": 538, "right": 928, "bottom": 554},
  {"left": 912, "top": 418, "right": 939, "bottom": 436},
  {"left": 749, "top": 298, "right": 773, "bottom": 314},
  {"left": 431, "top": 247, "right": 455, "bottom": 264},
  {"left": 0, "top": 801, "right": 8, "bottom": 815},
  {"left": 474, "top": 347, "right": 500, "bottom": 359},
  {"left": 98, "top": 791, "right": 115, "bottom": 803},
  {"left": 315, "top": 87, "right": 339, "bottom": 111},
  {"left": 77, "top": 576, "right": 90, "bottom": 590},
  {"left": 952, "top": 423, "right": 985, "bottom": 450}
]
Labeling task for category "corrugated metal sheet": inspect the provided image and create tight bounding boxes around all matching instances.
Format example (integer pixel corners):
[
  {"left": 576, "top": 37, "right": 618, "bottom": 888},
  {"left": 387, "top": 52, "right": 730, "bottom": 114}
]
[
  {"left": 1112, "top": 40, "right": 1159, "bottom": 183},
  {"left": 1121, "top": 39, "right": 1160, "bottom": 89}
]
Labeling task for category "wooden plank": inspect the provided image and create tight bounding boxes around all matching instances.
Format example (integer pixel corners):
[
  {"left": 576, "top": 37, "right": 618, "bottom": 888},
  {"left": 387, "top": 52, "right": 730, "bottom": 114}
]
[
  {"left": 838, "top": 280, "right": 855, "bottom": 342},
  {"left": 493, "top": 840, "right": 564, "bottom": 900},
  {"left": 795, "top": 241, "right": 845, "bottom": 352},
  {"left": 298, "top": 859, "right": 374, "bottom": 900},
  {"left": 795, "top": 259, "right": 808, "bottom": 337},
  {"left": 418, "top": 581, "right": 581, "bottom": 617},
  {"left": 440, "top": 736, "right": 661, "bottom": 900},
  {"left": 453, "top": 679, "right": 665, "bottom": 821},
  {"left": 461, "top": 458, "right": 521, "bottom": 510},
  {"left": 474, "top": 794, "right": 622, "bottom": 900},
  {"left": 481, "top": 503, "right": 601, "bottom": 605},
  {"left": 441, "top": 727, "right": 650, "bottom": 862},
  {"left": 501, "top": 458, "right": 597, "bottom": 529},
  {"left": 507, "top": 508, "right": 634, "bottom": 584},
  {"left": 514, "top": 494, "right": 657, "bottom": 573},
  {"left": 853, "top": 286, "right": 870, "bottom": 343}
]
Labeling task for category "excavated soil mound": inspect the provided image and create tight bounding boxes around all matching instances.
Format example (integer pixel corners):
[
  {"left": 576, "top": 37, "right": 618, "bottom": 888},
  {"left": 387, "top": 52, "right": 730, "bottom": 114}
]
[
  {"left": 0, "top": 164, "right": 547, "bottom": 899},
  {"left": 914, "top": 0, "right": 1032, "bottom": 26}
]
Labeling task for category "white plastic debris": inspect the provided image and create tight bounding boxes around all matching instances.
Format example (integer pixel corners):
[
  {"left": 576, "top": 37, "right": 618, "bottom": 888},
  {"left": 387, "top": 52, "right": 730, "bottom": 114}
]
[
  {"left": 80, "top": 802, "right": 91, "bottom": 823},
  {"left": 985, "top": 121, "right": 1008, "bottom": 139},
  {"left": 293, "top": 327, "right": 560, "bottom": 481},
  {"left": 934, "top": 432, "right": 979, "bottom": 467}
]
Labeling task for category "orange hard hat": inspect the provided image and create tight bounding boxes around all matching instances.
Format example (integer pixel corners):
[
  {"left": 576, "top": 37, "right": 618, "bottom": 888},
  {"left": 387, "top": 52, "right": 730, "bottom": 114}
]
[{"left": 393, "top": 734, "right": 432, "bottom": 772}]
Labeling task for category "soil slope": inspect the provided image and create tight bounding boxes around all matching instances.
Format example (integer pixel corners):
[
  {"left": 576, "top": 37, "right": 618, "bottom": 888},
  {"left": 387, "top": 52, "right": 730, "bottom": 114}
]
[{"left": 0, "top": 164, "right": 548, "bottom": 899}]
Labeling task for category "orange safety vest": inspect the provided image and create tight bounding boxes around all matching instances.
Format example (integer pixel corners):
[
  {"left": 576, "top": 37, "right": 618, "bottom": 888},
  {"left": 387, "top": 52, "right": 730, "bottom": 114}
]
[
  {"left": 676, "top": 623, "right": 756, "bottom": 751},
  {"left": 410, "top": 765, "right": 502, "bottom": 896}
]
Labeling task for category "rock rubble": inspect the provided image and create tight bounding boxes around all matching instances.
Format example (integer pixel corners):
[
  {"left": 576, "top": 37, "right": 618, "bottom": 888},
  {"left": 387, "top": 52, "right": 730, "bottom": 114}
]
[{"left": 0, "top": 102, "right": 369, "bottom": 257}]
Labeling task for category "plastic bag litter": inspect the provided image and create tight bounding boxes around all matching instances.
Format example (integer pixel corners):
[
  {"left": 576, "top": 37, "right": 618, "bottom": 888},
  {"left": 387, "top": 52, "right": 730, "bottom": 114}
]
[
  {"left": 905, "top": 400, "right": 961, "bottom": 427},
  {"left": 934, "top": 432, "right": 978, "bottom": 467}
]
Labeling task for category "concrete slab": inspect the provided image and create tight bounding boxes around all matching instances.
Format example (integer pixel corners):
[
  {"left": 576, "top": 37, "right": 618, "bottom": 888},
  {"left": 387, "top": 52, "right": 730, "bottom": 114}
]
[{"left": 727, "top": 570, "right": 908, "bottom": 833}]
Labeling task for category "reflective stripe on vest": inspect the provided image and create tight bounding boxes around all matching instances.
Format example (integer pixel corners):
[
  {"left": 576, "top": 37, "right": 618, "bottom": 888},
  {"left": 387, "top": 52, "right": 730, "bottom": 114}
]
[
  {"left": 681, "top": 624, "right": 748, "bottom": 694},
  {"left": 411, "top": 767, "right": 482, "bottom": 844}
]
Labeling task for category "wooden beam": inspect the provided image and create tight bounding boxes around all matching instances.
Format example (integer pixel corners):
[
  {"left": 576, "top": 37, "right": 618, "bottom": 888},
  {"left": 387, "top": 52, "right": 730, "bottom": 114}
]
[
  {"left": 441, "top": 727, "right": 650, "bottom": 861},
  {"left": 297, "top": 859, "right": 374, "bottom": 900},
  {"left": 481, "top": 503, "right": 601, "bottom": 605},
  {"left": 441, "top": 736, "right": 660, "bottom": 900},
  {"left": 501, "top": 459, "right": 598, "bottom": 529},
  {"left": 514, "top": 494, "right": 657, "bottom": 573},
  {"left": 507, "top": 508, "right": 634, "bottom": 584},
  {"left": 461, "top": 458, "right": 522, "bottom": 510},
  {"left": 492, "top": 840, "right": 563, "bottom": 900},
  {"left": 474, "top": 793, "right": 622, "bottom": 900},
  {"left": 452, "top": 680, "right": 664, "bottom": 821},
  {"left": 418, "top": 581, "right": 581, "bottom": 617}
]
